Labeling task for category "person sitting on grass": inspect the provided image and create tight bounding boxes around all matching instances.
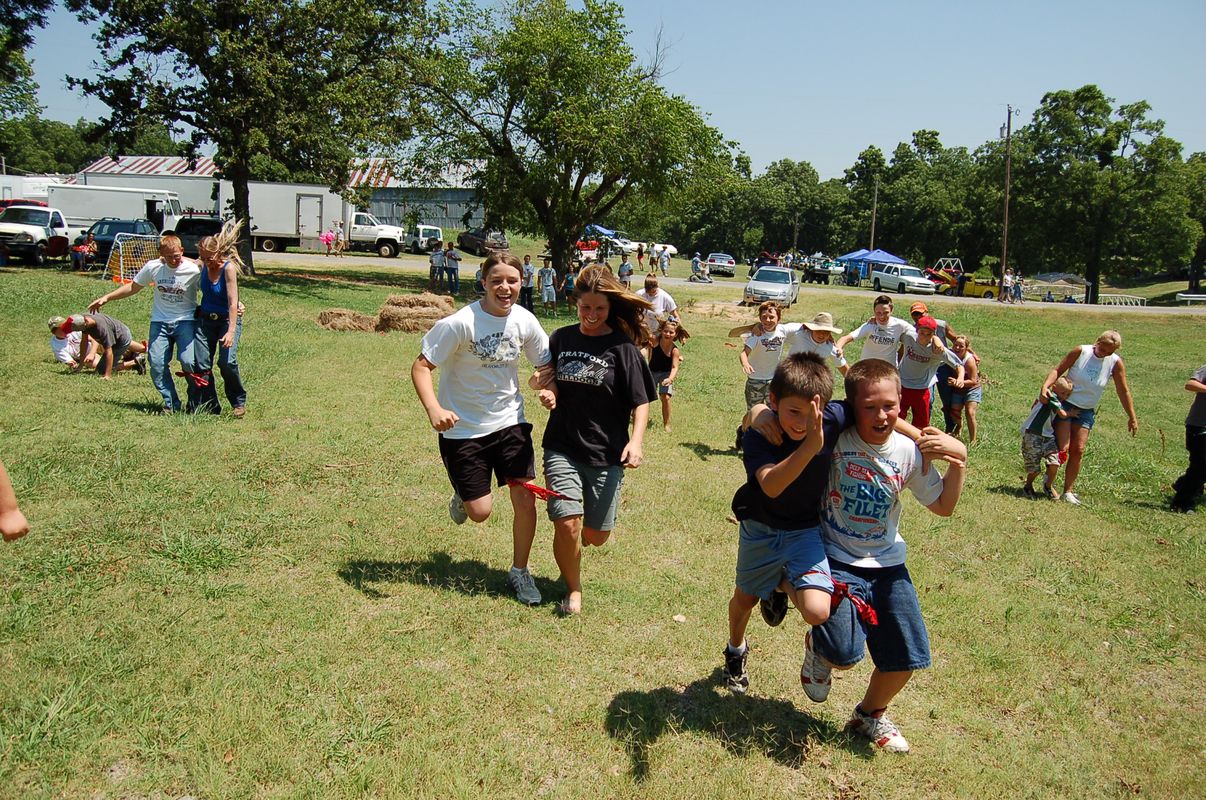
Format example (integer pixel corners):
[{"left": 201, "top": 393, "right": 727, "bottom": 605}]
[
  {"left": 47, "top": 316, "right": 100, "bottom": 371},
  {"left": 411, "top": 252, "right": 552, "bottom": 607},
  {"left": 1021, "top": 376, "right": 1076, "bottom": 500},
  {"left": 800, "top": 359, "right": 966, "bottom": 754},
  {"left": 52, "top": 314, "right": 147, "bottom": 379}
]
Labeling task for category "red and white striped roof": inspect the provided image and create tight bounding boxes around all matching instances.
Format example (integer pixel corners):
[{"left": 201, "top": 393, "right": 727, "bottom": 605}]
[{"left": 80, "top": 156, "right": 220, "bottom": 177}]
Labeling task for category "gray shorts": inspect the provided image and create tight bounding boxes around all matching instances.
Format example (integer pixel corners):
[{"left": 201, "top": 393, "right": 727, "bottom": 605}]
[
  {"left": 94, "top": 336, "right": 131, "bottom": 374},
  {"left": 744, "top": 378, "right": 771, "bottom": 410},
  {"left": 652, "top": 370, "right": 673, "bottom": 396},
  {"left": 543, "top": 449, "right": 625, "bottom": 532}
]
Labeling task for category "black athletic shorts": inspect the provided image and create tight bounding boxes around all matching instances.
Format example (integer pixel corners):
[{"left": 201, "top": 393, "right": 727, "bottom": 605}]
[{"left": 437, "top": 422, "right": 535, "bottom": 502}]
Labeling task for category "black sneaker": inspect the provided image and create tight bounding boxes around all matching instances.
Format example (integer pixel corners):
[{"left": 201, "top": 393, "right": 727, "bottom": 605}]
[
  {"left": 759, "top": 590, "right": 789, "bottom": 627},
  {"left": 735, "top": 426, "right": 744, "bottom": 452},
  {"left": 723, "top": 644, "right": 749, "bottom": 695},
  {"left": 1022, "top": 484, "right": 1038, "bottom": 499}
]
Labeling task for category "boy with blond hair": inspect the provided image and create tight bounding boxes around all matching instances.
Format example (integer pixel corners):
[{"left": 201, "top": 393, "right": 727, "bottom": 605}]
[
  {"left": 801, "top": 359, "right": 966, "bottom": 753},
  {"left": 1021, "top": 376, "right": 1075, "bottom": 499}
]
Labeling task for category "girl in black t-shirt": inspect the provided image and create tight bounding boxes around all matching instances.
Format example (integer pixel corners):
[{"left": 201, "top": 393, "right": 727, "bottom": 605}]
[
  {"left": 646, "top": 318, "right": 689, "bottom": 433},
  {"left": 535, "top": 266, "right": 656, "bottom": 615}
]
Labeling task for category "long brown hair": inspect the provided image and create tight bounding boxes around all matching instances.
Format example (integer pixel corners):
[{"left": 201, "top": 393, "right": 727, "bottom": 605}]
[{"left": 572, "top": 265, "right": 652, "bottom": 345}]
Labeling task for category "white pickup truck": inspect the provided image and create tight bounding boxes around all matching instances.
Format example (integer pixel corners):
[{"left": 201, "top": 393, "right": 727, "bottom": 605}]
[
  {"left": 870, "top": 264, "right": 936, "bottom": 295},
  {"left": 0, "top": 205, "right": 74, "bottom": 265}
]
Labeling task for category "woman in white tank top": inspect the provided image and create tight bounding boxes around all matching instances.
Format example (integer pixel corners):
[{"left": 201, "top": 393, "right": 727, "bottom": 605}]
[{"left": 1040, "top": 330, "right": 1138, "bottom": 505}]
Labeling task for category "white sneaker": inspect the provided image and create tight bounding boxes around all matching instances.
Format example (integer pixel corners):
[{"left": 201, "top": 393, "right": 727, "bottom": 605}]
[
  {"left": 847, "top": 706, "right": 910, "bottom": 753},
  {"left": 800, "top": 632, "right": 832, "bottom": 703},
  {"left": 448, "top": 492, "right": 468, "bottom": 524},
  {"left": 1062, "top": 491, "right": 1082, "bottom": 506}
]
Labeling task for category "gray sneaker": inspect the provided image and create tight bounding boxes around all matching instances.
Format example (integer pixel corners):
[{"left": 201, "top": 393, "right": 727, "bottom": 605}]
[
  {"left": 507, "top": 568, "right": 542, "bottom": 606},
  {"left": 448, "top": 492, "right": 468, "bottom": 525}
]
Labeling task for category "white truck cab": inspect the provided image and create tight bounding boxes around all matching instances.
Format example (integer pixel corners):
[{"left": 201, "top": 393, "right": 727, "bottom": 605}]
[
  {"left": 0, "top": 205, "right": 74, "bottom": 265},
  {"left": 346, "top": 211, "right": 406, "bottom": 258}
]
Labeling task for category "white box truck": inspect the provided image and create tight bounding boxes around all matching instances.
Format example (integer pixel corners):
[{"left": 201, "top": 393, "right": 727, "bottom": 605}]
[
  {"left": 46, "top": 184, "right": 183, "bottom": 232},
  {"left": 218, "top": 180, "right": 408, "bottom": 257}
]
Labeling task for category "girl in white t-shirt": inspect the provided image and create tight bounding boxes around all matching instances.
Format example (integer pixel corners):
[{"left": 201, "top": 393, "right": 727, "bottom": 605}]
[
  {"left": 411, "top": 252, "right": 552, "bottom": 606},
  {"left": 733, "top": 302, "right": 787, "bottom": 449}
]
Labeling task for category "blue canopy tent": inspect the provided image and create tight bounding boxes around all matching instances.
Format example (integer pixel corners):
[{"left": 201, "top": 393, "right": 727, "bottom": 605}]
[
  {"left": 836, "top": 248, "right": 906, "bottom": 280},
  {"left": 836, "top": 248, "right": 872, "bottom": 281},
  {"left": 583, "top": 223, "right": 615, "bottom": 238},
  {"left": 862, "top": 249, "right": 906, "bottom": 265},
  {"left": 836, "top": 248, "right": 870, "bottom": 261}
]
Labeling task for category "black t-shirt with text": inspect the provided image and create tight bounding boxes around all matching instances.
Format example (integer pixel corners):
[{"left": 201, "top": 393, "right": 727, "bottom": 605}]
[{"left": 542, "top": 325, "right": 655, "bottom": 467}]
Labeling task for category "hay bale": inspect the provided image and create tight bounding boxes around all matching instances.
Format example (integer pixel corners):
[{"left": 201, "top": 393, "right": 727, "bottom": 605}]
[
  {"left": 375, "top": 305, "right": 445, "bottom": 333},
  {"left": 384, "top": 292, "right": 454, "bottom": 313},
  {"left": 318, "top": 308, "right": 376, "bottom": 332}
]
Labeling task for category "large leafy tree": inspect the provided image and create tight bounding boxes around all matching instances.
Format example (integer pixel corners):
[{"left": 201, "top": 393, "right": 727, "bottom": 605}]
[
  {"left": 0, "top": 117, "right": 175, "bottom": 174},
  {"left": 756, "top": 159, "right": 821, "bottom": 252},
  {"left": 401, "top": 0, "right": 727, "bottom": 272},
  {"left": 0, "top": 0, "right": 55, "bottom": 82},
  {"left": 70, "top": 0, "right": 414, "bottom": 272},
  {"left": 1011, "top": 85, "right": 1196, "bottom": 300},
  {"left": 0, "top": 52, "right": 40, "bottom": 121}
]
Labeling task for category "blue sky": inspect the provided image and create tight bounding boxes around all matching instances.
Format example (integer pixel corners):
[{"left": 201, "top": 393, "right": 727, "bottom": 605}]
[{"left": 27, "top": 0, "right": 1206, "bottom": 179}]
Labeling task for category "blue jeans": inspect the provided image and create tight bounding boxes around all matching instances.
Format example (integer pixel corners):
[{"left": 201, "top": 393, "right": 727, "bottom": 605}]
[
  {"left": 194, "top": 314, "right": 247, "bottom": 413},
  {"left": 147, "top": 319, "right": 200, "bottom": 411},
  {"left": 811, "top": 561, "right": 930, "bottom": 673},
  {"left": 443, "top": 266, "right": 460, "bottom": 295}
]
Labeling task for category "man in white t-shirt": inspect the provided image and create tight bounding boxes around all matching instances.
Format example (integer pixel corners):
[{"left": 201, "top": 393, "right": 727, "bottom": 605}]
[
  {"left": 634, "top": 274, "right": 677, "bottom": 333},
  {"left": 89, "top": 234, "right": 202, "bottom": 412},
  {"left": 412, "top": 252, "right": 552, "bottom": 606},
  {"left": 835, "top": 295, "right": 913, "bottom": 365}
]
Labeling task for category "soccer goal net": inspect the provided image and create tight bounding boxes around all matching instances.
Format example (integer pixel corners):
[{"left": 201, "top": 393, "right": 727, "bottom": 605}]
[{"left": 103, "top": 233, "right": 160, "bottom": 284}]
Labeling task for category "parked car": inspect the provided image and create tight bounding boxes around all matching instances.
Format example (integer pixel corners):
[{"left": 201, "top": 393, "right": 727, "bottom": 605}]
[
  {"left": 457, "top": 228, "right": 509, "bottom": 256},
  {"left": 803, "top": 257, "right": 844, "bottom": 284},
  {"left": 408, "top": 224, "right": 443, "bottom": 254},
  {"left": 705, "top": 252, "right": 737, "bottom": 276},
  {"left": 870, "top": 264, "right": 936, "bottom": 295},
  {"left": 82, "top": 217, "right": 159, "bottom": 263},
  {"left": 937, "top": 274, "right": 1000, "bottom": 299},
  {"left": 172, "top": 216, "right": 224, "bottom": 257},
  {"left": 743, "top": 266, "right": 800, "bottom": 307}
]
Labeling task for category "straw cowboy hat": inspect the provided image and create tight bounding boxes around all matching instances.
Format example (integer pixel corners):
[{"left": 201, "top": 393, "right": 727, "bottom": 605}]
[{"left": 802, "top": 312, "right": 842, "bottom": 335}]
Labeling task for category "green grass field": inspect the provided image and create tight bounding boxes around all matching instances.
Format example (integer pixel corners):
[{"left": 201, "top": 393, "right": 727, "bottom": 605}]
[{"left": 1, "top": 259, "right": 1203, "bottom": 798}]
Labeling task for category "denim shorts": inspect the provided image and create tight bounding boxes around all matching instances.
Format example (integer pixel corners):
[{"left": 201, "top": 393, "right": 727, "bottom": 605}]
[
  {"left": 744, "top": 378, "right": 771, "bottom": 410},
  {"left": 952, "top": 385, "right": 982, "bottom": 405},
  {"left": 1059, "top": 402, "right": 1096, "bottom": 430},
  {"left": 810, "top": 561, "right": 931, "bottom": 673},
  {"left": 652, "top": 370, "right": 673, "bottom": 396},
  {"left": 543, "top": 449, "right": 625, "bottom": 531},
  {"left": 735, "top": 519, "right": 833, "bottom": 600}
]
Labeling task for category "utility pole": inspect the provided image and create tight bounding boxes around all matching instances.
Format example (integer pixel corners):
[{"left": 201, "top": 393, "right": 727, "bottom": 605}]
[
  {"left": 869, "top": 175, "right": 879, "bottom": 250},
  {"left": 1000, "top": 105, "right": 1013, "bottom": 291}
]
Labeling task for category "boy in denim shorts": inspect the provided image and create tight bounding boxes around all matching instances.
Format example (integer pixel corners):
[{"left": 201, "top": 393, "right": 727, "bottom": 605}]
[
  {"left": 723, "top": 353, "right": 843, "bottom": 695},
  {"left": 733, "top": 301, "right": 786, "bottom": 451},
  {"left": 803, "top": 359, "right": 966, "bottom": 753}
]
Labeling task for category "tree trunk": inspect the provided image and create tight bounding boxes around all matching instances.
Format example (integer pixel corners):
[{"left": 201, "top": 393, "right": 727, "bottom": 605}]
[
  {"left": 547, "top": 228, "right": 577, "bottom": 280},
  {"left": 227, "top": 159, "right": 255, "bottom": 275}
]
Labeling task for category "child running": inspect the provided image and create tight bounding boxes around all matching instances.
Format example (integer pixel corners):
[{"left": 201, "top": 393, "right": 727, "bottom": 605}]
[
  {"left": 800, "top": 359, "right": 966, "bottom": 753},
  {"left": 835, "top": 295, "right": 913, "bottom": 364},
  {"left": 732, "top": 302, "right": 786, "bottom": 450},
  {"left": 1021, "top": 376, "right": 1075, "bottom": 499},
  {"left": 647, "top": 317, "right": 688, "bottom": 432},
  {"left": 897, "top": 316, "right": 964, "bottom": 429},
  {"left": 411, "top": 252, "right": 552, "bottom": 606},
  {"left": 723, "top": 353, "right": 841, "bottom": 695}
]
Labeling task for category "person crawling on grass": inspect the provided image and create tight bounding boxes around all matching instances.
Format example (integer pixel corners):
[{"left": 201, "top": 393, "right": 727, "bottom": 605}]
[
  {"left": 50, "top": 314, "right": 147, "bottom": 378},
  {"left": 411, "top": 251, "right": 552, "bottom": 607},
  {"left": 799, "top": 359, "right": 966, "bottom": 754},
  {"left": 1020, "top": 376, "right": 1076, "bottom": 500}
]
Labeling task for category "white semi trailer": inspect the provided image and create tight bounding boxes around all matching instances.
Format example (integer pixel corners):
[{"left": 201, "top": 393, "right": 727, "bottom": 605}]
[
  {"left": 46, "top": 184, "right": 183, "bottom": 232},
  {"left": 218, "top": 180, "right": 408, "bottom": 257}
]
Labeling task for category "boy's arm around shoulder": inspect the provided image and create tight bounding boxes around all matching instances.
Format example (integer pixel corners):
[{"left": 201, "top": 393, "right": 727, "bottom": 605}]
[{"left": 923, "top": 435, "right": 967, "bottom": 517}]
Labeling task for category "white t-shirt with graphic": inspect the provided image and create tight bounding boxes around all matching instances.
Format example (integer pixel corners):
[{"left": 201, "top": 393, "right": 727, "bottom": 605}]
[
  {"left": 419, "top": 302, "right": 551, "bottom": 440},
  {"left": 742, "top": 324, "right": 788, "bottom": 380},
  {"left": 897, "top": 331, "right": 964, "bottom": 390},
  {"left": 821, "top": 428, "right": 944, "bottom": 568},
  {"left": 849, "top": 317, "right": 913, "bottom": 364},
  {"left": 133, "top": 258, "right": 202, "bottom": 323},
  {"left": 782, "top": 323, "right": 848, "bottom": 368}
]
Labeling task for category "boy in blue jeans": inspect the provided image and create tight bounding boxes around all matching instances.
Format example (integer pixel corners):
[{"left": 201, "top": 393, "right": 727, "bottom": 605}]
[
  {"left": 802, "top": 358, "right": 966, "bottom": 753},
  {"left": 723, "top": 353, "right": 842, "bottom": 694}
]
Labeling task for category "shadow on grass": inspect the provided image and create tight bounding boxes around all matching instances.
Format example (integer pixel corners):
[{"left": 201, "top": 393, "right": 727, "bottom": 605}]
[
  {"left": 679, "top": 441, "right": 740, "bottom": 461},
  {"left": 337, "top": 552, "right": 561, "bottom": 601},
  {"left": 104, "top": 398, "right": 172, "bottom": 415},
  {"left": 985, "top": 484, "right": 1033, "bottom": 499},
  {"left": 605, "top": 668, "right": 863, "bottom": 781}
]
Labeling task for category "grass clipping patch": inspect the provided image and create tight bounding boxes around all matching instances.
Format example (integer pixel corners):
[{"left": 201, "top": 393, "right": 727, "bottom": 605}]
[{"left": 319, "top": 293, "right": 455, "bottom": 334}]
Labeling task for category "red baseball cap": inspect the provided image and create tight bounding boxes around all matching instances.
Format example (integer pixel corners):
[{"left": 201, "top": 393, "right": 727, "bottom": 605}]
[{"left": 915, "top": 315, "right": 938, "bottom": 331}]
